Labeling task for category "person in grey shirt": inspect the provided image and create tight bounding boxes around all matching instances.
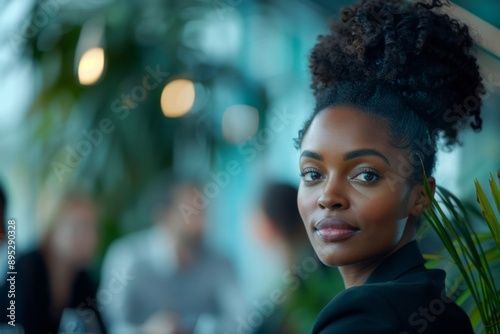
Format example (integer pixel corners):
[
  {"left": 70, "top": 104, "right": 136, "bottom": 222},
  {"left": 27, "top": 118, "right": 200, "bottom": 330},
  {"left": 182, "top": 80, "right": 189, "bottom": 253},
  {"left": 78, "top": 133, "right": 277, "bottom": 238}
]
[{"left": 99, "top": 179, "right": 245, "bottom": 334}]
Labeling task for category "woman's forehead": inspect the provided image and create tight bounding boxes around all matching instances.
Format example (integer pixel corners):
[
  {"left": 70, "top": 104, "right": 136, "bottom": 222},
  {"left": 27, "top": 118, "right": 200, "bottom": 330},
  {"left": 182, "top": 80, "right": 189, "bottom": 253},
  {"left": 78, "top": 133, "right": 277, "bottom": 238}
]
[{"left": 303, "top": 107, "right": 390, "bottom": 145}]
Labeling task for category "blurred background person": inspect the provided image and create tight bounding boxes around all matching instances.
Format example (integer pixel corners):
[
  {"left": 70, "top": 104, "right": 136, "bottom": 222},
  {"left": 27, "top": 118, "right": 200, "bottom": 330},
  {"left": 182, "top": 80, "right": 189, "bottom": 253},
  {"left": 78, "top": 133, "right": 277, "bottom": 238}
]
[
  {"left": 254, "top": 182, "right": 311, "bottom": 270},
  {"left": 99, "top": 176, "right": 245, "bottom": 334},
  {"left": 0, "top": 188, "right": 106, "bottom": 334},
  {"left": 252, "top": 181, "right": 343, "bottom": 334}
]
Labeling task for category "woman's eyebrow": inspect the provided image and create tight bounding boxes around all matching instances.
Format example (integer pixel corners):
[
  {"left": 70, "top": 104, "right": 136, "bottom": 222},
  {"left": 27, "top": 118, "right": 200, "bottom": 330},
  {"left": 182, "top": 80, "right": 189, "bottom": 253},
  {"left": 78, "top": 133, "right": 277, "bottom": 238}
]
[
  {"left": 344, "top": 148, "right": 390, "bottom": 165},
  {"left": 300, "top": 150, "right": 323, "bottom": 161}
]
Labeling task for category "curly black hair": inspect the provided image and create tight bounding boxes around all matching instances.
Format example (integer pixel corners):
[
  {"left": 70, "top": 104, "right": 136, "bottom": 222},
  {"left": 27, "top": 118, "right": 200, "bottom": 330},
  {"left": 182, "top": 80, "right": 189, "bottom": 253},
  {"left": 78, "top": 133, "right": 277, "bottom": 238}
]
[{"left": 295, "top": 0, "right": 484, "bottom": 183}]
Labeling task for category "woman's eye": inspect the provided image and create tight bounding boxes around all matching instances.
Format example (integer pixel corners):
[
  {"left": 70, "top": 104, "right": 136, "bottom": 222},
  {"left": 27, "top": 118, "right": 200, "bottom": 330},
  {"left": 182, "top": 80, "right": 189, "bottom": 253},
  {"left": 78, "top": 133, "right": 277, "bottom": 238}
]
[
  {"left": 300, "top": 169, "right": 323, "bottom": 182},
  {"left": 351, "top": 170, "right": 380, "bottom": 183}
]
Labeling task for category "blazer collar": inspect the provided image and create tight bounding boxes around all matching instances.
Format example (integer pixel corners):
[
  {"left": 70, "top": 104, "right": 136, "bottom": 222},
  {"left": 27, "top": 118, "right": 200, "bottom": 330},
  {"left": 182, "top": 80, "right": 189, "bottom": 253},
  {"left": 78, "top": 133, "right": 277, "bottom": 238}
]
[{"left": 365, "top": 240, "right": 426, "bottom": 284}]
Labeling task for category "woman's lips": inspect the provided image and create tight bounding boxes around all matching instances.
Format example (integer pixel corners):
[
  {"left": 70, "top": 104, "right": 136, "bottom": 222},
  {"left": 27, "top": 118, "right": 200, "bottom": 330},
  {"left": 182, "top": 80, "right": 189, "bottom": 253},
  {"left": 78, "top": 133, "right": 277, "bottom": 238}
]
[{"left": 314, "top": 218, "right": 359, "bottom": 242}]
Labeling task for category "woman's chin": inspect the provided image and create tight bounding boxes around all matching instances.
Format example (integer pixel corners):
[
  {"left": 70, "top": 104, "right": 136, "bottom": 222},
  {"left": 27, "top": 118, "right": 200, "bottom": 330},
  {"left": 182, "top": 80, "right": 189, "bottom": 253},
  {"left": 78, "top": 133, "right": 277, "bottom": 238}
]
[
  {"left": 312, "top": 244, "right": 354, "bottom": 267},
  {"left": 316, "top": 251, "right": 348, "bottom": 267}
]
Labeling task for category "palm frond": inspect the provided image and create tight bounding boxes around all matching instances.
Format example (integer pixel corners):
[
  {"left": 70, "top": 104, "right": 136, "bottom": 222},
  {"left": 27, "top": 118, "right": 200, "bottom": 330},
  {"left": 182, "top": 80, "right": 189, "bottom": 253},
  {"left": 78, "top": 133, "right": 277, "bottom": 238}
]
[{"left": 422, "top": 170, "right": 500, "bottom": 334}]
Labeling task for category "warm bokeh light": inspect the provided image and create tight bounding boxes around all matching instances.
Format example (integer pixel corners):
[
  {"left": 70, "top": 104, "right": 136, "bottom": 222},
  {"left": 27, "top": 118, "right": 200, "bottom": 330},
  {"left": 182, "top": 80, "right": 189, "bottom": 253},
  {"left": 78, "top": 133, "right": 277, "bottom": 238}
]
[
  {"left": 160, "top": 79, "right": 195, "bottom": 118},
  {"left": 222, "top": 105, "right": 259, "bottom": 143},
  {"left": 77, "top": 47, "right": 105, "bottom": 85}
]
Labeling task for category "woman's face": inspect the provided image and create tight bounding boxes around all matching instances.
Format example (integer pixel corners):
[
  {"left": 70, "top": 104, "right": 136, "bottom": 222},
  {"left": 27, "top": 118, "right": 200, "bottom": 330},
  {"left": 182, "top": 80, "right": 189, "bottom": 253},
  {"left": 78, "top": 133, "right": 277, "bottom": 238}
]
[
  {"left": 52, "top": 198, "right": 97, "bottom": 267},
  {"left": 297, "top": 106, "right": 422, "bottom": 267}
]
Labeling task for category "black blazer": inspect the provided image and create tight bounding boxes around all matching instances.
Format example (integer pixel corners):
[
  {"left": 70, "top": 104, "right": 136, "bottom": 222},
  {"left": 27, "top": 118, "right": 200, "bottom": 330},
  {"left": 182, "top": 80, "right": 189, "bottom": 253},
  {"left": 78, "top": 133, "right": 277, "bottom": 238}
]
[{"left": 311, "top": 241, "right": 474, "bottom": 334}]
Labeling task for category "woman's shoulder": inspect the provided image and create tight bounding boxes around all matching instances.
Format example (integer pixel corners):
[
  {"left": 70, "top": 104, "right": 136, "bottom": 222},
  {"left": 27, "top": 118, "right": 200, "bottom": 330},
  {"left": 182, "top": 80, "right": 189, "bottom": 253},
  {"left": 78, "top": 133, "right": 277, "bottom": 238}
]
[
  {"left": 312, "top": 272, "right": 473, "bottom": 334},
  {"left": 312, "top": 284, "right": 401, "bottom": 334},
  {"left": 334, "top": 270, "right": 445, "bottom": 312}
]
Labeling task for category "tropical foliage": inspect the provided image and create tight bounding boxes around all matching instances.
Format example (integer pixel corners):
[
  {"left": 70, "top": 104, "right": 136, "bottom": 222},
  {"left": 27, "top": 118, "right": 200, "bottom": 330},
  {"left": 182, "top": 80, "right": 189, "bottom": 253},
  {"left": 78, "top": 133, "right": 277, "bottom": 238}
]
[{"left": 423, "top": 170, "right": 500, "bottom": 334}]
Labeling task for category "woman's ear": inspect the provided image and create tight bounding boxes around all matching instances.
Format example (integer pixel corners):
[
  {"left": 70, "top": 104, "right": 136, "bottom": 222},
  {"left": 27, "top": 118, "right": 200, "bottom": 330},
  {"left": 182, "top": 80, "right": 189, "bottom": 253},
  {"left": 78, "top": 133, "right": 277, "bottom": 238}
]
[{"left": 410, "top": 176, "right": 436, "bottom": 216}]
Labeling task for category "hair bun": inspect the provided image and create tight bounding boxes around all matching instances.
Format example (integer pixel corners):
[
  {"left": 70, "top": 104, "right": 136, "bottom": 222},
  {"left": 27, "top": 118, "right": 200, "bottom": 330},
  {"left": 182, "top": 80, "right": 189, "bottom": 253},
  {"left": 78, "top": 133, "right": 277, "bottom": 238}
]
[{"left": 309, "top": 0, "right": 483, "bottom": 146}]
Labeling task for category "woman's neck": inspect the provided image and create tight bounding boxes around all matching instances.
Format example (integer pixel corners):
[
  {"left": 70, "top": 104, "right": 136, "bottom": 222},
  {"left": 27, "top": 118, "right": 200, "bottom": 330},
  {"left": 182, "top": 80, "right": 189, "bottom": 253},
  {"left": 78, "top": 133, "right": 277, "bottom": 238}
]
[
  {"left": 338, "top": 238, "right": 412, "bottom": 288},
  {"left": 338, "top": 256, "right": 387, "bottom": 288}
]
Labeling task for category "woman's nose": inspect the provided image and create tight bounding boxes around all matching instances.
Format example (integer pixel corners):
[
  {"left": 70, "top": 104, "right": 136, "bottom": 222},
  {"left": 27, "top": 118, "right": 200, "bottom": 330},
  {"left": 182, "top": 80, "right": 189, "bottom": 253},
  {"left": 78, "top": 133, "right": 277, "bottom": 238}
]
[{"left": 317, "top": 179, "right": 349, "bottom": 210}]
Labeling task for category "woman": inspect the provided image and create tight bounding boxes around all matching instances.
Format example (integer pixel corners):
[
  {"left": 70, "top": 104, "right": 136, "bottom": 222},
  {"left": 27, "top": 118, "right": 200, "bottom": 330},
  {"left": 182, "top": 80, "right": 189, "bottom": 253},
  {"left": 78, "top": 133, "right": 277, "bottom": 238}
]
[
  {"left": 295, "top": 0, "right": 482, "bottom": 333},
  {"left": 10, "top": 191, "right": 106, "bottom": 334}
]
